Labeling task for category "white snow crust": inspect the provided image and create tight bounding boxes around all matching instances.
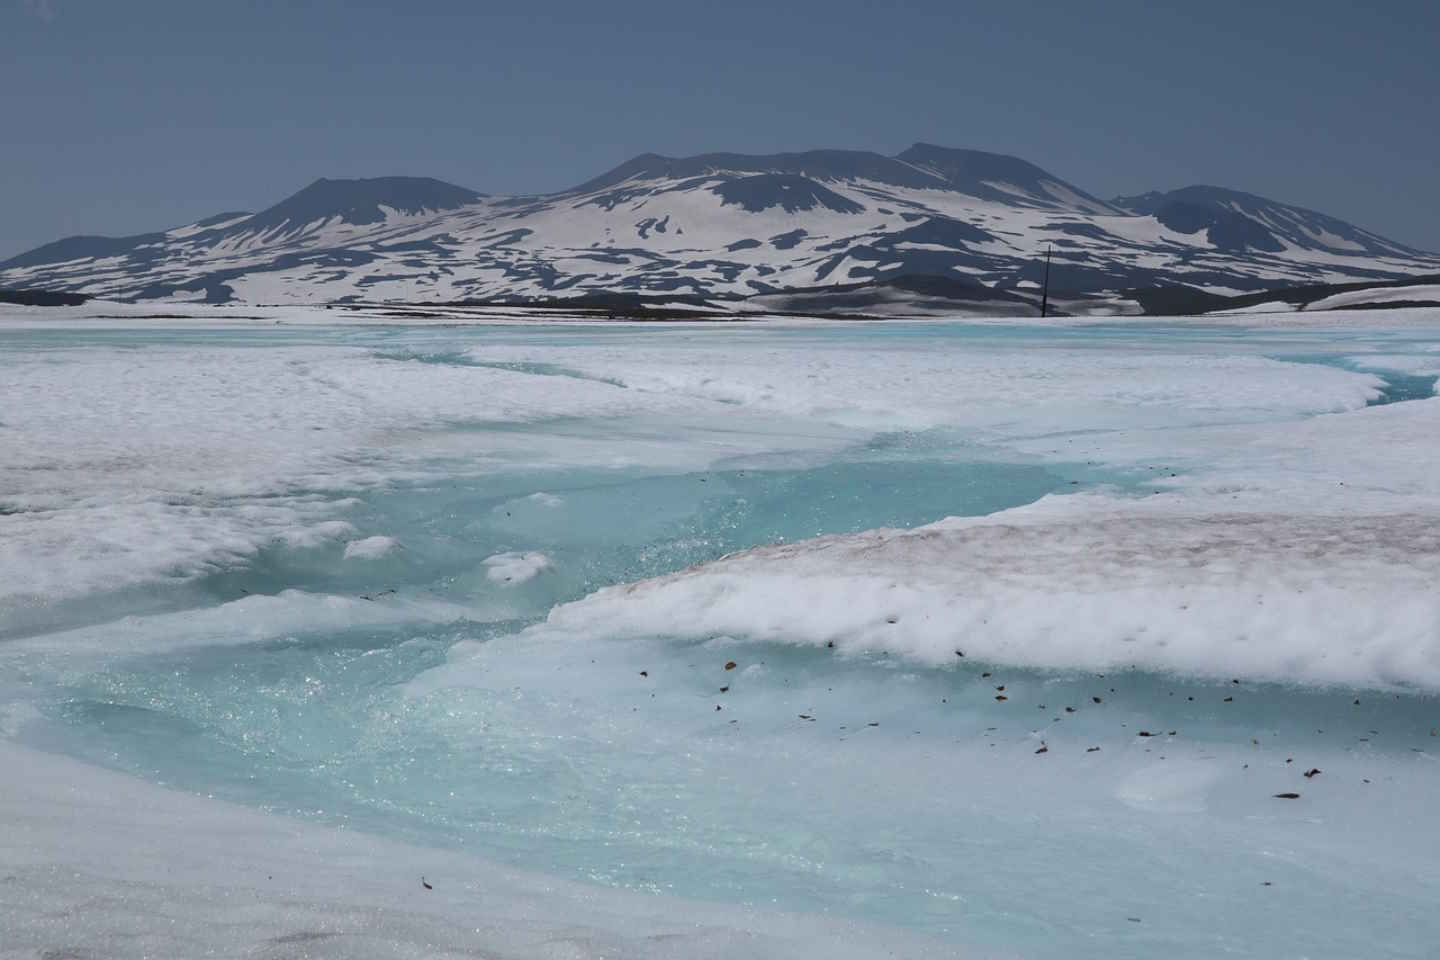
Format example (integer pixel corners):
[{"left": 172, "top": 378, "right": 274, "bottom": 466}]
[
  {"left": 482, "top": 551, "right": 553, "bottom": 584},
  {"left": 343, "top": 534, "right": 400, "bottom": 560},
  {"left": 1308, "top": 283, "right": 1440, "bottom": 311}
]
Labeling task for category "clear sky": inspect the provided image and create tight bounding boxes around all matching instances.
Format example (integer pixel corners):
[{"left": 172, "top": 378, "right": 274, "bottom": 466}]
[{"left": 3, "top": 0, "right": 1438, "bottom": 258}]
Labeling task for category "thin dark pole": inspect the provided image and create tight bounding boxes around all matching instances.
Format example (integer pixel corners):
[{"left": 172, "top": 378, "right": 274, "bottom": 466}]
[{"left": 1040, "top": 242, "right": 1052, "bottom": 319}]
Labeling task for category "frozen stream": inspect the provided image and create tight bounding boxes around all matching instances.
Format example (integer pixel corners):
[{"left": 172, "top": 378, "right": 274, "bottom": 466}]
[{"left": 4, "top": 310, "right": 1440, "bottom": 958}]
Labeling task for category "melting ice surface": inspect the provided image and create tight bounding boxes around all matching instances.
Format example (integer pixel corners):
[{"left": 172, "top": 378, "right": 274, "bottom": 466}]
[{"left": 4, "top": 310, "right": 1440, "bottom": 958}]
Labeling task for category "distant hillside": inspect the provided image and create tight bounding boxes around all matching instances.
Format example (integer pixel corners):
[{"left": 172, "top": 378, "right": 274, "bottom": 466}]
[{"left": 3, "top": 145, "right": 1436, "bottom": 313}]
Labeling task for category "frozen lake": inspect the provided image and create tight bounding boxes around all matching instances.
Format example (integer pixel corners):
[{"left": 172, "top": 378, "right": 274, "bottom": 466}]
[{"left": 4, "top": 308, "right": 1440, "bottom": 958}]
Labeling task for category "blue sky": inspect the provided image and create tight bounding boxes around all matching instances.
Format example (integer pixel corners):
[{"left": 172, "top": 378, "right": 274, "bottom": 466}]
[{"left": 3, "top": 0, "right": 1438, "bottom": 258}]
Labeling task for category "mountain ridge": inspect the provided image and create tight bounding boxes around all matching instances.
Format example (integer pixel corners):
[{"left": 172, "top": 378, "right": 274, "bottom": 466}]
[
  {"left": 1112, "top": 184, "right": 1429, "bottom": 259},
  {"left": 3, "top": 144, "right": 1436, "bottom": 313}
]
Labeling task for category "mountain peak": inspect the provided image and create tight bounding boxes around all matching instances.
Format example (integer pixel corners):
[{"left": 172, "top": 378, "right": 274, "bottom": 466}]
[
  {"left": 895, "top": 143, "right": 1120, "bottom": 214},
  {"left": 1113, "top": 186, "right": 1432, "bottom": 257},
  {"left": 239, "top": 176, "right": 485, "bottom": 234},
  {"left": 900, "top": 142, "right": 1039, "bottom": 169},
  {"left": 568, "top": 148, "right": 951, "bottom": 195},
  {"left": 566, "top": 145, "right": 1124, "bottom": 214}
]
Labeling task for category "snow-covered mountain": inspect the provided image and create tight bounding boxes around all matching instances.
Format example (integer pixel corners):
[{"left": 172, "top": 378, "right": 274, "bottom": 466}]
[
  {"left": 1111, "top": 185, "right": 1429, "bottom": 259},
  {"left": 3, "top": 145, "right": 1436, "bottom": 313}
]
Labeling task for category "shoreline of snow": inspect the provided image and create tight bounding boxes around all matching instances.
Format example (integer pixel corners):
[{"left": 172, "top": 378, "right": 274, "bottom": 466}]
[
  {"left": 525, "top": 499, "right": 1440, "bottom": 691},
  {"left": 3, "top": 301, "right": 1439, "bottom": 330},
  {"left": 514, "top": 394, "right": 1440, "bottom": 692}
]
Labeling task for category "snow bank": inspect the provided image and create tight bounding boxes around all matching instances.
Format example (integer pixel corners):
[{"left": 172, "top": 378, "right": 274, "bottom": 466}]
[
  {"left": 521, "top": 394, "right": 1440, "bottom": 691},
  {"left": 1309, "top": 284, "right": 1440, "bottom": 311},
  {"left": 533, "top": 502, "right": 1440, "bottom": 689},
  {"left": 1346, "top": 352, "right": 1440, "bottom": 378}
]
